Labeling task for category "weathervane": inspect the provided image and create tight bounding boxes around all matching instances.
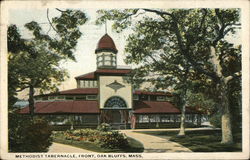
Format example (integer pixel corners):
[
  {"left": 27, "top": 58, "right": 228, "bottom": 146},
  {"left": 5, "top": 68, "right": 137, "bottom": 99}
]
[{"left": 105, "top": 21, "right": 107, "bottom": 34}]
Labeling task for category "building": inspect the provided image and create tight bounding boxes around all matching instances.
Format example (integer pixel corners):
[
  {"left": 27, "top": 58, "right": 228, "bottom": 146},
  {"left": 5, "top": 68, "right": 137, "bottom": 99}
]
[{"left": 19, "top": 33, "right": 203, "bottom": 130}]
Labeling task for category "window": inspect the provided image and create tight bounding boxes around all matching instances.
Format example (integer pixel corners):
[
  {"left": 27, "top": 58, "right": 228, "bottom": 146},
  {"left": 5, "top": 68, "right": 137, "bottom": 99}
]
[
  {"left": 77, "top": 80, "right": 80, "bottom": 88},
  {"left": 105, "top": 56, "right": 111, "bottom": 60},
  {"left": 149, "top": 115, "right": 156, "bottom": 122},
  {"left": 140, "top": 95, "right": 148, "bottom": 101},
  {"left": 35, "top": 97, "right": 42, "bottom": 101},
  {"left": 157, "top": 96, "right": 166, "bottom": 101},
  {"left": 94, "top": 81, "right": 97, "bottom": 87},
  {"left": 87, "top": 95, "right": 97, "bottom": 100},
  {"left": 150, "top": 95, "right": 157, "bottom": 101},
  {"left": 57, "top": 96, "right": 65, "bottom": 100},
  {"left": 165, "top": 96, "right": 173, "bottom": 102},
  {"left": 65, "top": 96, "right": 74, "bottom": 100},
  {"left": 49, "top": 96, "right": 56, "bottom": 100},
  {"left": 160, "top": 115, "right": 174, "bottom": 122},
  {"left": 75, "top": 96, "right": 86, "bottom": 100},
  {"left": 97, "top": 61, "right": 103, "bottom": 67},
  {"left": 155, "top": 115, "right": 161, "bottom": 122},
  {"left": 104, "top": 61, "right": 111, "bottom": 66},
  {"left": 97, "top": 56, "right": 103, "bottom": 61},
  {"left": 79, "top": 80, "right": 82, "bottom": 88},
  {"left": 104, "top": 96, "right": 127, "bottom": 108},
  {"left": 139, "top": 115, "right": 149, "bottom": 123},
  {"left": 42, "top": 96, "right": 48, "bottom": 101},
  {"left": 133, "top": 95, "right": 139, "bottom": 100},
  {"left": 89, "top": 81, "right": 94, "bottom": 87}
]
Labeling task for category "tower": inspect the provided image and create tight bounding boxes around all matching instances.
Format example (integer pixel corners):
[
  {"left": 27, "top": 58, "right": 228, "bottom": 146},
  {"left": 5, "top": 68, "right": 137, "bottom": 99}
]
[{"left": 95, "top": 34, "right": 118, "bottom": 69}]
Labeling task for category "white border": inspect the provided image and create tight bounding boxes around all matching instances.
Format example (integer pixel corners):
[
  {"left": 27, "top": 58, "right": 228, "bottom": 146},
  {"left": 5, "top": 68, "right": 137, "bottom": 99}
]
[{"left": 1, "top": 0, "right": 249, "bottom": 159}]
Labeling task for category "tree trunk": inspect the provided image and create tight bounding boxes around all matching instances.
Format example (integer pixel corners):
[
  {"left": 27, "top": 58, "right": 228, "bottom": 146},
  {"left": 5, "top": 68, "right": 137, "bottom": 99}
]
[
  {"left": 220, "top": 85, "right": 233, "bottom": 144},
  {"left": 178, "top": 102, "right": 186, "bottom": 136},
  {"left": 210, "top": 46, "right": 234, "bottom": 144},
  {"left": 28, "top": 85, "right": 35, "bottom": 116}
]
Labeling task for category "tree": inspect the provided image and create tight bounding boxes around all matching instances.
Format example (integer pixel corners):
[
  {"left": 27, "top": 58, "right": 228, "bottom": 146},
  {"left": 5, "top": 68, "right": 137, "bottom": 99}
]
[
  {"left": 8, "top": 9, "right": 88, "bottom": 115},
  {"left": 8, "top": 112, "right": 52, "bottom": 152},
  {"left": 96, "top": 8, "right": 241, "bottom": 144}
]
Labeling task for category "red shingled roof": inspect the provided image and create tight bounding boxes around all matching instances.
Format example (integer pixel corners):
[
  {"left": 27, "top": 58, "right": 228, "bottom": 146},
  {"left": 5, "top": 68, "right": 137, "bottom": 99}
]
[
  {"left": 75, "top": 72, "right": 96, "bottom": 80},
  {"left": 19, "top": 100, "right": 201, "bottom": 115},
  {"left": 95, "top": 34, "right": 118, "bottom": 54},
  {"left": 133, "top": 101, "right": 180, "bottom": 114},
  {"left": 19, "top": 101, "right": 100, "bottom": 114},
  {"left": 134, "top": 90, "right": 172, "bottom": 96},
  {"left": 59, "top": 88, "right": 98, "bottom": 95}
]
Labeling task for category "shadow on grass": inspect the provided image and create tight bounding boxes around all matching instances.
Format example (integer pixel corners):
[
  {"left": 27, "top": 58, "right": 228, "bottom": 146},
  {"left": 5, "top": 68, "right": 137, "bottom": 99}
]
[{"left": 134, "top": 129, "right": 242, "bottom": 152}]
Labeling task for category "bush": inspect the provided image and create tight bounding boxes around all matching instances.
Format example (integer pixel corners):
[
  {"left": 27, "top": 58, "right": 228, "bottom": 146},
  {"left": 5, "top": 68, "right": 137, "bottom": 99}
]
[
  {"left": 9, "top": 112, "right": 52, "bottom": 152},
  {"left": 98, "top": 131, "right": 129, "bottom": 149},
  {"left": 97, "top": 123, "right": 111, "bottom": 132}
]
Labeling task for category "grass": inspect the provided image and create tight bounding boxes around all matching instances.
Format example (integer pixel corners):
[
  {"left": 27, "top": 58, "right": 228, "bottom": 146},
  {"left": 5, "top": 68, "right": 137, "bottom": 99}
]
[
  {"left": 53, "top": 133, "right": 144, "bottom": 153},
  {"left": 134, "top": 129, "right": 242, "bottom": 152}
]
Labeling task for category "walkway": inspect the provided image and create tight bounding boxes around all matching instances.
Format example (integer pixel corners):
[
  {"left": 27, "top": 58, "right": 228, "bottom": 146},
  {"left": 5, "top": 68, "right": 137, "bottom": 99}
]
[
  {"left": 48, "top": 142, "right": 94, "bottom": 153},
  {"left": 120, "top": 129, "right": 193, "bottom": 153}
]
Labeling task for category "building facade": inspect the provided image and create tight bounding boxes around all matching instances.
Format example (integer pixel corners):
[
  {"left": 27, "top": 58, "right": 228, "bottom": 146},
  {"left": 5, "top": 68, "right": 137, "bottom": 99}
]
[{"left": 19, "top": 34, "right": 203, "bottom": 130}]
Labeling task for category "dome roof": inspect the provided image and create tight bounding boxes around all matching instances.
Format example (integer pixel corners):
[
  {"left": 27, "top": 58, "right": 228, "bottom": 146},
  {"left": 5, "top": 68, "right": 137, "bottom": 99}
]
[{"left": 95, "top": 34, "right": 118, "bottom": 54}]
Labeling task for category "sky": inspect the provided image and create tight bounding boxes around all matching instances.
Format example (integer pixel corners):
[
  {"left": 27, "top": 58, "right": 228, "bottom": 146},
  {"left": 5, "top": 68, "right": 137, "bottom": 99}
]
[{"left": 9, "top": 8, "right": 132, "bottom": 99}]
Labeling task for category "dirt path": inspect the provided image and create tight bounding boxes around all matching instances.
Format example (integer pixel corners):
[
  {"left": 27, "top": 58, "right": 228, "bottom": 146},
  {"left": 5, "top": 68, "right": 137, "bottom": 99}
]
[
  {"left": 48, "top": 142, "right": 94, "bottom": 153},
  {"left": 120, "top": 130, "right": 192, "bottom": 153}
]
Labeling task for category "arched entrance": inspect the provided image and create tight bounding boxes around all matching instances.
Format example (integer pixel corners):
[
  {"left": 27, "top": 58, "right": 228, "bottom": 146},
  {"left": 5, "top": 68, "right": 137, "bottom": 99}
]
[
  {"left": 100, "top": 96, "right": 130, "bottom": 129},
  {"left": 104, "top": 96, "right": 127, "bottom": 109}
]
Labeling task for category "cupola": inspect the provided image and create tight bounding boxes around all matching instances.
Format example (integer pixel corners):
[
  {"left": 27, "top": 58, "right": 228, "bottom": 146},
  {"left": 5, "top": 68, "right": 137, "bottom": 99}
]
[{"left": 95, "top": 34, "right": 117, "bottom": 69}]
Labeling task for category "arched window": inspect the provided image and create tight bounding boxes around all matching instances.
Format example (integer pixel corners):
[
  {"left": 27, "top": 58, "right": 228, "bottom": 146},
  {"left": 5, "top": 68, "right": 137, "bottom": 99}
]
[{"left": 104, "top": 96, "right": 127, "bottom": 109}]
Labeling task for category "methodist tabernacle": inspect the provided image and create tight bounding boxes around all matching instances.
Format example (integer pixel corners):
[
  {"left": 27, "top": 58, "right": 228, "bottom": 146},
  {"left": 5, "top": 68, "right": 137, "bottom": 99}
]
[{"left": 19, "top": 33, "right": 204, "bottom": 129}]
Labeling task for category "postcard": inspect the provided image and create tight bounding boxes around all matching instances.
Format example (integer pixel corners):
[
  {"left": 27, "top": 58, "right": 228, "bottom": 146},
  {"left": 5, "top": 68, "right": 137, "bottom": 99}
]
[{"left": 0, "top": 0, "right": 249, "bottom": 159}]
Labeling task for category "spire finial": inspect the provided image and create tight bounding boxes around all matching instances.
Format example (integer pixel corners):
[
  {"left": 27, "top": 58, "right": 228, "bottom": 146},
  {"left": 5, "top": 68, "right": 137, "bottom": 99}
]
[{"left": 105, "top": 21, "right": 107, "bottom": 34}]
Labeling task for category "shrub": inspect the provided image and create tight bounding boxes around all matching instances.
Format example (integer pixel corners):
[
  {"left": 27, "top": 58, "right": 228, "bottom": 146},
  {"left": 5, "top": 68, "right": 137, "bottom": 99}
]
[
  {"left": 80, "top": 128, "right": 99, "bottom": 137},
  {"left": 97, "top": 123, "right": 111, "bottom": 132},
  {"left": 9, "top": 113, "right": 52, "bottom": 152},
  {"left": 98, "top": 131, "right": 129, "bottom": 149},
  {"left": 57, "top": 128, "right": 129, "bottom": 149},
  {"left": 63, "top": 129, "right": 100, "bottom": 142}
]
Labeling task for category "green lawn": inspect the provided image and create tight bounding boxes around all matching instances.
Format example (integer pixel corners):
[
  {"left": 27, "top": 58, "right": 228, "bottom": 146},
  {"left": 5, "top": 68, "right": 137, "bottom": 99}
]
[
  {"left": 134, "top": 129, "right": 242, "bottom": 152},
  {"left": 53, "top": 133, "right": 144, "bottom": 153}
]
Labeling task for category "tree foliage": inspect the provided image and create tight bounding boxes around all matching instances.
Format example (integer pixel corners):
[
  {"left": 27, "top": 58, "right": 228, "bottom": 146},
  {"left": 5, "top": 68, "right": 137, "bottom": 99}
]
[
  {"left": 96, "top": 8, "right": 241, "bottom": 143},
  {"left": 8, "top": 9, "right": 88, "bottom": 152},
  {"left": 8, "top": 9, "right": 88, "bottom": 113}
]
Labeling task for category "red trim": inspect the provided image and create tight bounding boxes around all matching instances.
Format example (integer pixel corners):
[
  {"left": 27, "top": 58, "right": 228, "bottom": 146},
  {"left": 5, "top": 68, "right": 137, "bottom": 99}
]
[
  {"left": 37, "top": 88, "right": 98, "bottom": 97},
  {"left": 95, "top": 69, "right": 132, "bottom": 75},
  {"left": 134, "top": 90, "right": 172, "bottom": 96}
]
